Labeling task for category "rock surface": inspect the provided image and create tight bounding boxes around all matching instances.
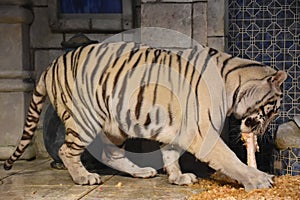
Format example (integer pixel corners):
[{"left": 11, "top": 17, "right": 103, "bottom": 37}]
[{"left": 275, "top": 117, "right": 300, "bottom": 150}]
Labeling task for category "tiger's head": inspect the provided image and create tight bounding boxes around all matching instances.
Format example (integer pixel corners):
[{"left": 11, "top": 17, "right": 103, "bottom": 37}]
[{"left": 233, "top": 70, "right": 287, "bottom": 135}]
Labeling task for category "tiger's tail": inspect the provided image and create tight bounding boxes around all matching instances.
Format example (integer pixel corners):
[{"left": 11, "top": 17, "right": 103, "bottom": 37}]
[{"left": 3, "top": 71, "right": 47, "bottom": 170}]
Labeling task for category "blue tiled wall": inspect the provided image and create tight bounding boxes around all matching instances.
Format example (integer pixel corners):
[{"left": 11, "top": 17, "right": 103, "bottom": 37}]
[
  {"left": 226, "top": 0, "right": 299, "bottom": 171},
  {"left": 227, "top": 0, "right": 299, "bottom": 133},
  {"left": 273, "top": 147, "right": 300, "bottom": 175}
]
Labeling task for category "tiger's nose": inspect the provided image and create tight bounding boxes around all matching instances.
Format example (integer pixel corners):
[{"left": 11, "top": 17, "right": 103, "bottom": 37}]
[{"left": 245, "top": 117, "right": 259, "bottom": 128}]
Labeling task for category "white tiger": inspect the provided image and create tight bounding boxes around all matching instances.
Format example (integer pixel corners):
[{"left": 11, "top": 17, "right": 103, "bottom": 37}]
[{"left": 4, "top": 42, "right": 287, "bottom": 191}]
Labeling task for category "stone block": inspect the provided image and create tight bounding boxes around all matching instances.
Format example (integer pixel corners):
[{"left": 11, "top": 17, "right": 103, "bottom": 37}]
[
  {"left": 31, "top": 0, "right": 48, "bottom": 6},
  {"left": 91, "top": 18, "right": 123, "bottom": 31},
  {"left": 207, "top": 0, "right": 226, "bottom": 36},
  {"left": 141, "top": 3, "right": 191, "bottom": 35},
  {"left": 34, "top": 50, "right": 64, "bottom": 78},
  {"left": 193, "top": 2, "right": 207, "bottom": 46},
  {"left": 0, "top": 145, "right": 36, "bottom": 160},
  {"left": 30, "top": 7, "right": 63, "bottom": 48},
  {"left": 0, "top": 79, "right": 33, "bottom": 92},
  {"left": 0, "top": 92, "right": 25, "bottom": 145},
  {"left": 0, "top": 0, "right": 31, "bottom": 6},
  {"left": 0, "top": 6, "right": 33, "bottom": 24},
  {"left": 0, "top": 24, "right": 28, "bottom": 70},
  {"left": 208, "top": 36, "right": 225, "bottom": 51},
  {"left": 0, "top": 92, "right": 35, "bottom": 160},
  {"left": 141, "top": 3, "right": 192, "bottom": 48}
]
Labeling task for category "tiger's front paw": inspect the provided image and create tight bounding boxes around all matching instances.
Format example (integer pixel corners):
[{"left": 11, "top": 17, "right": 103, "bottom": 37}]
[
  {"left": 242, "top": 167, "right": 274, "bottom": 191},
  {"left": 168, "top": 173, "right": 198, "bottom": 185},
  {"left": 73, "top": 172, "right": 102, "bottom": 185}
]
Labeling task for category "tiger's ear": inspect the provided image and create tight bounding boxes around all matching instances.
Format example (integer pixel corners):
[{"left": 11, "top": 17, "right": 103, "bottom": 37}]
[{"left": 271, "top": 70, "right": 287, "bottom": 88}]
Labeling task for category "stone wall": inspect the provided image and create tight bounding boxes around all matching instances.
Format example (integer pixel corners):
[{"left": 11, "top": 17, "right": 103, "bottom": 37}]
[
  {"left": 0, "top": 0, "right": 227, "bottom": 159},
  {"left": 141, "top": 0, "right": 226, "bottom": 51}
]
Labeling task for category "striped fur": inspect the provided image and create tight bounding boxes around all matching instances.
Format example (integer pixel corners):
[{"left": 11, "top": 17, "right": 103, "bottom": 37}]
[{"left": 4, "top": 42, "right": 286, "bottom": 190}]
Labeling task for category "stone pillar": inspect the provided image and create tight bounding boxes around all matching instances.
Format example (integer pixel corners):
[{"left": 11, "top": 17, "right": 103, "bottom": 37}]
[{"left": 0, "top": 0, "right": 34, "bottom": 160}]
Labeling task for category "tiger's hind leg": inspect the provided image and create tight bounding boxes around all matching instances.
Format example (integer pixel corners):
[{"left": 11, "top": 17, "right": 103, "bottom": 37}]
[
  {"left": 58, "top": 128, "right": 102, "bottom": 185},
  {"left": 161, "top": 146, "right": 198, "bottom": 185},
  {"left": 100, "top": 142, "right": 157, "bottom": 178}
]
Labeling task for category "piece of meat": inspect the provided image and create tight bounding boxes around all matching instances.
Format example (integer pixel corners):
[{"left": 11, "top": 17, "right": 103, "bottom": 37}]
[{"left": 241, "top": 132, "right": 259, "bottom": 168}]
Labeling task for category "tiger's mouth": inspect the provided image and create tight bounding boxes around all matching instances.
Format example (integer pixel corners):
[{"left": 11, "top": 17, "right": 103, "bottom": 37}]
[{"left": 241, "top": 112, "right": 279, "bottom": 135}]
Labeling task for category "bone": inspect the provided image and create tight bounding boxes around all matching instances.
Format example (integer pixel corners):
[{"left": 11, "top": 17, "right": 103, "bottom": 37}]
[{"left": 241, "top": 132, "right": 259, "bottom": 168}]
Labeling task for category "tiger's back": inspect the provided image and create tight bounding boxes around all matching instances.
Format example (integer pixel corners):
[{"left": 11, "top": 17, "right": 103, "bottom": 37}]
[{"left": 47, "top": 42, "right": 215, "bottom": 146}]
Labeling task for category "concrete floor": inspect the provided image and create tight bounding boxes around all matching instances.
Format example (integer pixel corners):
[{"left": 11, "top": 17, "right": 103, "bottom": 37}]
[{"left": 0, "top": 158, "right": 204, "bottom": 200}]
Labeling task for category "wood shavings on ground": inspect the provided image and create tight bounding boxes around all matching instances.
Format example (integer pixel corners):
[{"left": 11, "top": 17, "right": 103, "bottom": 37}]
[
  {"left": 188, "top": 173, "right": 300, "bottom": 200},
  {"left": 115, "top": 182, "right": 123, "bottom": 188}
]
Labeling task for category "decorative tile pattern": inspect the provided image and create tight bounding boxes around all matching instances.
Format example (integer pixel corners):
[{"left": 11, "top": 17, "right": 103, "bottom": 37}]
[
  {"left": 273, "top": 148, "right": 300, "bottom": 176},
  {"left": 227, "top": 0, "right": 299, "bottom": 126},
  {"left": 227, "top": 0, "right": 299, "bottom": 171}
]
